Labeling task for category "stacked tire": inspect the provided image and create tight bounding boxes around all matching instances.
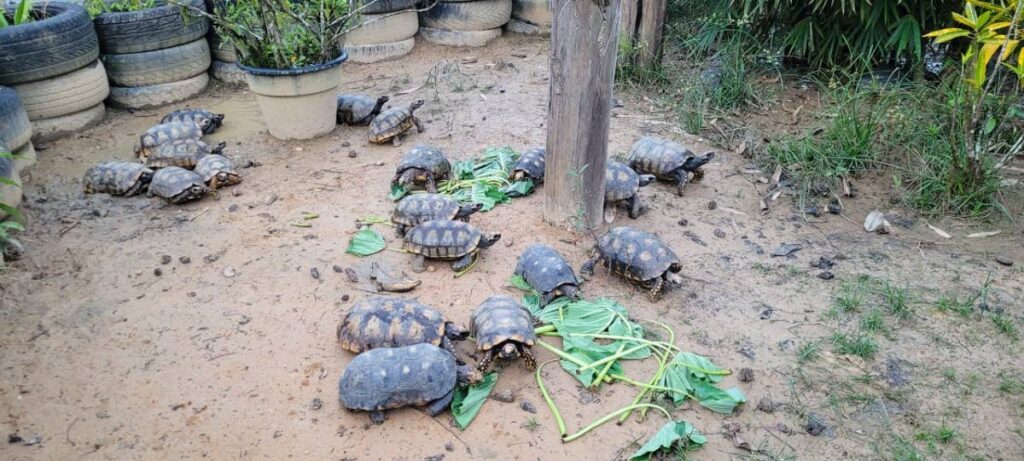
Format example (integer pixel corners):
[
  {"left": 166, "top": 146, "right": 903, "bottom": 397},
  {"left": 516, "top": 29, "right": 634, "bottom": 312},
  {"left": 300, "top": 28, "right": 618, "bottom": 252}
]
[
  {"left": 507, "top": 0, "right": 551, "bottom": 36},
  {"left": 346, "top": 0, "right": 420, "bottom": 63},
  {"left": 0, "top": 87, "right": 32, "bottom": 210},
  {"left": 205, "top": 0, "right": 244, "bottom": 84},
  {"left": 95, "top": 0, "right": 212, "bottom": 110},
  {"left": 420, "top": 0, "right": 512, "bottom": 47},
  {"left": 0, "top": 2, "right": 109, "bottom": 144}
]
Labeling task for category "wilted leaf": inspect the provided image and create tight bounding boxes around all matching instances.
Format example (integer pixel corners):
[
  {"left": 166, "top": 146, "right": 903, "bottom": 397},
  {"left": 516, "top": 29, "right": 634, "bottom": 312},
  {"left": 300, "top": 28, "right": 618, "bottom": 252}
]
[
  {"left": 503, "top": 180, "right": 534, "bottom": 197},
  {"left": 346, "top": 228, "right": 385, "bottom": 257},
  {"left": 559, "top": 336, "right": 624, "bottom": 386},
  {"left": 451, "top": 372, "right": 498, "bottom": 429},
  {"left": 389, "top": 184, "right": 408, "bottom": 201},
  {"left": 692, "top": 381, "right": 746, "bottom": 414},
  {"left": 630, "top": 420, "right": 707, "bottom": 460}
]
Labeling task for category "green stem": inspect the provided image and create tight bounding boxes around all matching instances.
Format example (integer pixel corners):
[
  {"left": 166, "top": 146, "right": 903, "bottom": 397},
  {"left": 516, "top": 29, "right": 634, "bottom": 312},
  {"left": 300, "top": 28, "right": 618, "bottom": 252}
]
[
  {"left": 623, "top": 320, "right": 676, "bottom": 423},
  {"left": 565, "top": 333, "right": 678, "bottom": 352},
  {"left": 608, "top": 374, "right": 693, "bottom": 398},
  {"left": 664, "top": 362, "right": 732, "bottom": 376},
  {"left": 534, "top": 324, "right": 557, "bottom": 335},
  {"left": 571, "top": 343, "right": 652, "bottom": 373},
  {"left": 592, "top": 342, "right": 626, "bottom": 389},
  {"left": 561, "top": 404, "right": 671, "bottom": 443},
  {"left": 534, "top": 339, "right": 588, "bottom": 367},
  {"left": 536, "top": 359, "right": 566, "bottom": 436}
]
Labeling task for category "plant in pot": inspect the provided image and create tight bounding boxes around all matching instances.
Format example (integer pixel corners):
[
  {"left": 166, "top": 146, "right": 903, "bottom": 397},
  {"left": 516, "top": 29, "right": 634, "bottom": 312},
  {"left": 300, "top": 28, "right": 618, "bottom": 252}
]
[{"left": 176, "top": 0, "right": 358, "bottom": 140}]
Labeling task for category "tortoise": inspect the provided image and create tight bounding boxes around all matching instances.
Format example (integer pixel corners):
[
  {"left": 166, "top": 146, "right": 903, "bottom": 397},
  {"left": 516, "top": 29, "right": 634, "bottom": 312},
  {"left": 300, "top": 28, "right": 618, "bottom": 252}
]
[
  {"left": 368, "top": 100, "right": 425, "bottom": 146},
  {"left": 148, "top": 166, "right": 209, "bottom": 204},
  {"left": 194, "top": 154, "right": 242, "bottom": 189},
  {"left": 627, "top": 136, "right": 716, "bottom": 196},
  {"left": 134, "top": 121, "right": 205, "bottom": 160},
  {"left": 336, "top": 296, "right": 469, "bottom": 357},
  {"left": 391, "top": 193, "right": 482, "bottom": 237},
  {"left": 83, "top": 161, "right": 154, "bottom": 197},
  {"left": 338, "top": 344, "right": 481, "bottom": 425},
  {"left": 514, "top": 244, "right": 582, "bottom": 307},
  {"left": 604, "top": 161, "right": 655, "bottom": 220},
  {"left": 402, "top": 219, "right": 501, "bottom": 273},
  {"left": 391, "top": 145, "right": 451, "bottom": 193},
  {"left": 470, "top": 295, "right": 537, "bottom": 371},
  {"left": 145, "top": 139, "right": 226, "bottom": 169},
  {"left": 337, "top": 94, "right": 389, "bottom": 125},
  {"left": 160, "top": 108, "right": 225, "bottom": 134},
  {"left": 580, "top": 226, "right": 683, "bottom": 301},
  {"left": 510, "top": 147, "right": 545, "bottom": 183}
]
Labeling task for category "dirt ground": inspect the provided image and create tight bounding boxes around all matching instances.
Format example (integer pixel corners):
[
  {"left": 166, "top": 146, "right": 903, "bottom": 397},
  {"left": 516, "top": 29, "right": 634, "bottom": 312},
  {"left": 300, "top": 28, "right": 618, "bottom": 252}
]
[{"left": 1, "top": 34, "right": 1022, "bottom": 460}]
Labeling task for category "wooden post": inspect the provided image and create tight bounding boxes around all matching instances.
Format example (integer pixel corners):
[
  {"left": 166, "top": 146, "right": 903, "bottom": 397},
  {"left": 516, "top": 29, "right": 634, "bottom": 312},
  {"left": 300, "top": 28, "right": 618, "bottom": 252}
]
[
  {"left": 544, "top": 0, "right": 621, "bottom": 229},
  {"left": 635, "top": 0, "right": 667, "bottom": 69},
  {"left": 620, "top": 0, "right": 639, "bottom": 44}
]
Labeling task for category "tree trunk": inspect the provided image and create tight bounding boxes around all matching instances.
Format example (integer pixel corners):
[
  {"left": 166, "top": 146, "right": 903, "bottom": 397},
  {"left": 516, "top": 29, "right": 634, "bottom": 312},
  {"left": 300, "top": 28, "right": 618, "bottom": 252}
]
[
  {"left": 544, "top": 0, "right": 621, "bottom": 229},
  {"left": 635, "top": 0, "right": 667, "bottom": 69},
  {"left": 620, "top": 0, "right": 638, "bottom": 44}
]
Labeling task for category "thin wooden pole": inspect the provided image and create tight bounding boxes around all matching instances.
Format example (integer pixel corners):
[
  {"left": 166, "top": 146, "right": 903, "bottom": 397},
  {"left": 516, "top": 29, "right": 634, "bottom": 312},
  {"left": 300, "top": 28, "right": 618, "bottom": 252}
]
[
  {"left": 635, "top": 0, "right": 667, "bottom": 69},
  {"left": 544, "top": 0, "right": 622, "bottom": 229}
]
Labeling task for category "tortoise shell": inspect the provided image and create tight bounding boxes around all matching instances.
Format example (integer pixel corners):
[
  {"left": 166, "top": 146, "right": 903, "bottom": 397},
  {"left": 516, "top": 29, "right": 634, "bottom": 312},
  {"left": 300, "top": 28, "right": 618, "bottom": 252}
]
[
  {"left": 194, "top": 154, "right": 241, "bottom": 189},
  {"left": 336, "top": 297, "right": 447, "bottom": 353},
  {"left": 337, "top": 94, "right": 387, "bottom": 125},
  {"left": 160, "top": 108, "right": 224, "bottom": 134},
  {"left": 605, "top": 161, "right": 642, "bottom": 201},
  {"left": 394, "top": 145, "right": 451, "bottom": 178},
  {"left": 595, "top": 226, "right": 680, "bottom": 282},
  {"left": 402, "top": 219, "right": 481, "bottom": 260},
  {"left": 514, "top": 244, "right": 580, "bottom": 295},
  {"left": 626, "top": 136, "right": 696, "bottom": 178},
  {"left": 148, "top": 166, "right": 207, "bottom": 204},
  {"left": 338, "top": 344, "right": 456, "bottom": 411},
  {"left": 470, "top": 295, "right": 536, "bottom": 352},
  {"left": 369, "top": 101, "right": 422, "bottom": 143},
  {"left": 136, "top": 122, "right": 204, "bottom": 159},
  {"left": 145, "top": 139, "right": 219, "bottom": 169},
  {"left": 83, "top": 161, "right": 153, "bottom": 196},
  {"left": 392, "top": 193, "right": 461, "bottom": 228},
  {"left": 511, "top": 147, "right": 545, "bottom": 182}
]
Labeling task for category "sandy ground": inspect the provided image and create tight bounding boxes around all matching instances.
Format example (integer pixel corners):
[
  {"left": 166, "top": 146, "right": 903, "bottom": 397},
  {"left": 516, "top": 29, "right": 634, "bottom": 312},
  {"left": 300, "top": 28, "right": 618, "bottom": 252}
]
[{"left": 1, "top": 34, "right": 1022, "bottom": 460}]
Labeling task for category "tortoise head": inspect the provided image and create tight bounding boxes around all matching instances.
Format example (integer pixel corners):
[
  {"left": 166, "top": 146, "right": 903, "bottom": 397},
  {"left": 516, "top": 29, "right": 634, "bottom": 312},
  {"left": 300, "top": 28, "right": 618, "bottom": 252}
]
[
  {"left": 455, "top": 202, "right": 483, "bottom": 220},
  {"left": 211, "top": 141, "right": 227, "bottom": 155},
  {"left": 410, "top": 99, "right": 425, "bottom": 112},
  {"left": 212, "top": 171, "right": 242, "bottom": 188},
  {"left": 681, "top": 151, "right": 715, "bottom": 172},
  {"left": 196, "top": 117, "right": 215, "bottom": 134},
  {"left": 478, "top": 233, "right": 501, "bottom": 249},
  {"left": 456, "top": 364, "right": 483, "bottom": 385},
  {"left": 665, "top": 262, "right": 683, "bottom": 285},
  {"left": 638, "top": 174, "right": 656, "bottom": 187},
  {"left": 499, "top": 342, "right": 520, "bottom": 360},
  {"left": 443, "top": 321, "right": 469, "bottom": 341},
  {"left": 556, "top": 283, "right": 581, "bottom": 300},
  {"left": 212, "top": 113, "right": 225, "bottom": 128}
]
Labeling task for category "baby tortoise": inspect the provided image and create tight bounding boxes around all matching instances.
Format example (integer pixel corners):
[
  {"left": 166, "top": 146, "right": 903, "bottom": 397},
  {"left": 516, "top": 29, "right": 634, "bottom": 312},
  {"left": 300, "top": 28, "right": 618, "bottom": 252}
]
[
  {"left": 148, "top": 166, "right": 209, "bottom": 204},
  {"left": 336, "top": 296, "right": 468, "bottom": 357},
  {"left": 627, "top": 136, "right": 715, "bottom": 196},
  {"left": 580, "top": 226, "right": 682, "bottom": 301},
  {"left": 160, "top": 108, "right": 225, "bottom": 134},
  {"left": 145, "top": 139, "right": 226, "bottom": 169},
  {"left": 392, "top": 145, "right": 451, "bottom": 193},
  {"left": 194, "top": 154, "right": 241, "bottom": 189},
  {"left": 514, "top": 244, "right": 582, "bottom": 306},
  {"left": 510, "top": 147, "right": 545, "bottom": 183},
  {"left": 604, "top": 161, "right": 655, "bottom": 220},
  {"left": 368, "top": 100, "right": 424, "bottom": 146},
  {"left": 337, "top": 94, "right": 389, "bottom": 125},
  {"left": 402, "top": 219, "right": 500, "bottom": 273},
  {"left": 391, "top": 193, "right": 482, "bottom": 237},
  {"left": 338, "top": 344, "right": 481, "bottom": 425},
  {"left": 135, "top": 121, "right": 204, "bottom": 160},
  {"left": 83, "top": 161, "right": 153, "bottom": 196},
  {"left": 470, "top": 295, "right": 537, "bottom": 371}
]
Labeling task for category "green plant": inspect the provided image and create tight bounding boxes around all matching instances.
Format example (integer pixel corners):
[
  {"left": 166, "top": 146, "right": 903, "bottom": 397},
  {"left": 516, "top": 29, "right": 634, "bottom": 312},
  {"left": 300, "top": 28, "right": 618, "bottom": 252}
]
[
  {"left": 882, "top": 282, "right": 914, "bottom": 320},
  {"left": 991, "top": 314, "right": 1019, "bottom": 341},
  {"left": 832, "top": 279, "right": 867, "bottom": 315},
  {"left": 937, "top": 294, "right": 975, "bottom": 316},
  {"left": 831, "top": 331, "right": 879, "bottom": 359},
  {"left": 998, "top": 373, "right": 1024, "bottom": 394},
  {"left": 522, "top": 418, "right": 541, "bottom": 431},
  {"left": 0, "top": 0, "right": 35, "bottom": 28},
  {"left": 83, "top": 0, "right": 157, "bottom": 16},
  {"left": 860, "top": 309, "right": 887, "bottom": 333},
  {"left": 797, "top": 340, "right": 822, "bottom": 364}
]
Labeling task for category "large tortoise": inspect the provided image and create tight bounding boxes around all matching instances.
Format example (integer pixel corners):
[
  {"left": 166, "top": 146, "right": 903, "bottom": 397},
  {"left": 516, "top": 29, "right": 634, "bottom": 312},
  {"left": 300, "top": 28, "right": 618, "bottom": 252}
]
[
  {"left": 510, "top": 147, "right": 545, "bottom": 183},
  {"left": 336, "top": 296, "right": 469, "bottom": 357},
  {"left": 402, "top": 219, "right": 500, "bottom": 273},
  {"left": 338, "top": 344, "right": 481, "bottom": 425},
  {"left": 604, "top": 160, "right": 655, "bottom": 220},
  {"left": 470, "top": 295, "right": 537, "bottom": 371},
  {"left": 337, "top": 94, "right": 389, "bottom": 125},
  {"left": 580, "top": 226, "right": 682, "bottom": 301},
  {"left": 148, "top": 167, "right": 209, "bottom": 204},
  {"left": 83, "top": 161, "right": 154, "bottom": 196},
  {"left": 368, "top": 100, "right": 424, "bottom": 146},
  {"left": 135, "top": 121, "right": 205, "bottom": 160},
  {"left": 514, "top": 244, "right": 581, "bottom": 306},
  {"left": 160, "top": 108, "right": 225, "bottom": 134},
  {"left": 194, "top": 154, "right": 241, "bottom": 189},
  {"left": 627, "top": 136, "right": 715, "bottom": 196},
  {"left": 392, "top": 145, "right": 451, "bottom": 193},
  {"left": 145, "top": 139, "right": 226, "bottom": 169},
  {"left": 391, "top": 193, "right": 482, "bottom": 237}
]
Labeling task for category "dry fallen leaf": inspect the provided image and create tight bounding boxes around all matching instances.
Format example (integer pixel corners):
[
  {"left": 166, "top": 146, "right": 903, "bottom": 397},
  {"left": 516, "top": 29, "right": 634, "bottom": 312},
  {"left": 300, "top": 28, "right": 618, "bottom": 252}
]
[{"left": 926, "top": 222, "right": 951, "bottom": 239}]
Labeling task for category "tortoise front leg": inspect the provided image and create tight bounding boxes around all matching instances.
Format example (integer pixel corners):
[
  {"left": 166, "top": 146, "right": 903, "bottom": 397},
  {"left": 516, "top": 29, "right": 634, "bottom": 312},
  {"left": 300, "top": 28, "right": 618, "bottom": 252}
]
[
  {"left": 476, "top": 349, "right": 496, "bottom": 372},
  {"left": 392, "top": 135, "right": 402, "bottom": 147},
  {"left": 412, "top": 116, "right": 425, "bottom": 133},
  {"left": 412, "top": 254, "right": 427, "bottom": 273},
  {"left": 441, "top": 336, "right": 465, "bottom": 365},
  {"left": 539, "top": 290, "right": 557, "bottom": 307},
  {"left": 395, "top": 224, "right": 407, "bottom": 237},
  {"left": 627, "top": 195, "right": 642, "bottom": 219},
  {"left": 646, "top": 277, "right": 665, "bottom": 302},
  {"left": 425, "top": 389, "right": 454, "bottom": 417},
  {"left": 425, "top": 173, "right": 438, "bottom": 193},
  {"left": 673, "top": 169, "right": 689, "bottom": 196},
  {"left": 579, "top": 253, "right": 603, "bottom": 279},
  {"left": 451, "top": 251, "right": 477, "bottom": 272},
  {"left": 370, "top": 410, "right": 386, "bottom": 425},
  {"left": 520, "top": 345, "right": 537, "bottom": 371}
]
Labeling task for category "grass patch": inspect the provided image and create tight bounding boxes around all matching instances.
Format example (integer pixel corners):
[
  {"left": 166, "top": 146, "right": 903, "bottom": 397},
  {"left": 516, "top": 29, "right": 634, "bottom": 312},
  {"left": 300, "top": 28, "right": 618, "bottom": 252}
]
[
  {"left": 991, "top": 315, "right": 1020, "bottom": 342},
  {"left": 936, "top": 295, "right": 975, "bottom": 317},
  {"left": 830, "top": 280, "right": 867, "bottom": 316},
  {"left": 797, "top": 340, "right": 822, "bottom": 364},
  {"left": 831, "top": 331, "right": 879, "bottom": 359},
  {"left": 888, "top": 435, "right": 926, "bottom": 461},
  {"left": 998, "top": 373, "right": 1024, "bottom": 395},
  {"left": 882, "top": 282, "right": 914, "bottom": 320},
  {"left": 859, "top": 309, "right": 887, "bottom": 333}
]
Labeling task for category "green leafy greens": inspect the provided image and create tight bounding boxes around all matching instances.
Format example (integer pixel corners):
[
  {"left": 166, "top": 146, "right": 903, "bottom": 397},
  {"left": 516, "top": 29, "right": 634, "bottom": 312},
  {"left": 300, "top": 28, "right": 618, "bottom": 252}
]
[
  {"left": 630, "top": 420, "right": 707, "bottom": 461},
  {"left": 345, "top": 227, "right": 385, "bottom": 257},
  {"left": 450, "top": 372, "right": 498, "bottom": 429}
]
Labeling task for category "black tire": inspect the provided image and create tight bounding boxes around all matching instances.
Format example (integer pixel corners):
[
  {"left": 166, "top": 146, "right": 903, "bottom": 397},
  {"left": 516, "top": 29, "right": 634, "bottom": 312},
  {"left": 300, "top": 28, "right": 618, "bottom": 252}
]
[
  {"left": 0, "top": 3, "right": 99, "bottom": 85},
  {"left": 358, "top": 0, "right": 420, "bottom": 14},
  {"left": 0, "top": 87, "right": 32, "bottom": 153},
  {"left": 103, "top": 39, "right": 211, "bottom": 87},
  {"left": 108, "top": 73, "right": 210, "bottom": 110},
  {"left": 420, "top": 0, "right": 512, "bottom": 31},
  {"left": 94, "top": 0, "right": 209, "bottom": 55}
]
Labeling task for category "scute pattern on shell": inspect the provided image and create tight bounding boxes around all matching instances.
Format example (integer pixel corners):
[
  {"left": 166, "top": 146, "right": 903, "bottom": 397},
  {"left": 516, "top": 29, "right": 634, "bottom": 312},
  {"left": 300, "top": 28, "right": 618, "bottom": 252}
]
[
  {"left": 514, "top": 244, "right": 580, "bottom": 294},
  {"left": 336, "top": 297, "right": 446, "bottom": 353},
  {"left": 403, "top": 219, "right": 481, "bottom": 259},
  {"left": 145, "top": 139, "right": 213, "bottom": 169},
  {"left": 395, "top": 145, "right": 451, "bottom": 177},
  {"left": 149, "top": 167, "right": 205, "bottom": 202},
  {"left": 338, "top": 344, "right": 456, "bottom": 411},
  {"left": 138, "top": 122, "right": 204, "bottom": 158},
  {"left": 626, "top": 136, "right": 695, "bottom": 178},
  {"left": 392, "top": 193, "right": 461, "bottom": 227},
  {"left": 512, "top": 147, "right": 545, "bottom": 180},
  {"left": 337, "top": 94, "right": 379, "bottom": 124},
  {"left": 369, "top": 106, "right": 414, "bottom": 142},
  {"left": 194, "top": 154, "right": 241, "bottom": 188},
  {"left": 84, "top": 161, "right": 152, "bottom": 196},
  {"left": 605, "top": 161, "right": 641, "bottom": 201},
  {"left": 596, "top": 227, "right": 680, "bottom": 282},
  {"left": 160, "top": 108, "right": 221, "bottom": 133},
  {"left": 470, "top": 295, "right": 536, "bottom": 352}
]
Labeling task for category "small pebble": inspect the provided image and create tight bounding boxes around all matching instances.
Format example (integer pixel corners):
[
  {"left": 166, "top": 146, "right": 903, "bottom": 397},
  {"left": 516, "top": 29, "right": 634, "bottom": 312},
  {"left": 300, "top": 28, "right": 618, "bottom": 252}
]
[
  {"left": 311, "top": 398, "right": 323, "bottom": 411},
  {"left": 341, "top": 141, "right": 351, "bottom": 148},
  {"left": 374, "top": 161, "right": 385, "bottom": 166},
  {"left": 444, "top": 442, "right": 455, "bottom": 452},
  {"left": 332, "top": 265, "right": 344, "bottom": 273},
  {"left": 204, "top": 254, "right": 220, "bottom": 264},
  {"left": 160, "top": 255, "right": 172, "bottom": 265},
  {"left": 264, "top": 193, "right": 278, "bottom": 206},
  {"left": 228, "top": 204, "right": 239, "bottom": 212},
  {"left": 756, "top": 397, "right": 779, "bottom": 413},
  {"left": 996, "top": 255, "right": 1014, "bottom": 267},
  {"left": 231, "top": 188, "right": 242, "bottom": 197},
  {"left": 677, "top": 219, "right": 688, "bottom": 226},
  {"left": 805, "top": 413, "right": 829, "bottom": 436},
  {"left": 223, "top": 266, "right": 237, "bottom": 278},
  {"left": 707, "top": 201, "right": 717, "bottom": 210},
  {"left": 341, "top": 294, "right": 350, "bottom": 302},
  {"left": 427, "top": 266, "right": 436, "bottom": 273},
  {"left": 348, "top": 150, "right": 358, "bottom": 158},
  {"left": 310, "top": 267, "right": 320, "bottom": 279},
  {"left": 520, "top": 399, "right": 537, "bottom": 414},
  {"left": 179, "top": 256, "right": 190, "bottom": 264},
  {"left": 491, "top": 389, "right": 515, "bottom": 403},
  {"left": 817, "top": 271, "right": 834, "bottom": 280},
  {"left": 714, "top": 228, "right": 726, "bottom": 238},
  {"left": 827, "top": 202, "right": 842, "bottom": 214},
  {"left": 153, "top": 268, "right": 162, "bottom": 276},
  {"left": 737, "top": 368, "right": 755, "bottom": 382},
  {"left": 187, "top": 292, "right": 196, "bottom": 297}
]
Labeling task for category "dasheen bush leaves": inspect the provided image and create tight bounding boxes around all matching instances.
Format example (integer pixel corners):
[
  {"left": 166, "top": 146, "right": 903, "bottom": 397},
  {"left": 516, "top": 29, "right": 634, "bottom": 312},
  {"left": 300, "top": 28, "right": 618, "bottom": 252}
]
[
  {"left": 437, "top": 147, "right": 526, "bottom": 211},
  {"left": 389, "top": 184, "right": 408, "bottom": 201},
  {"left": 559, "top": 336, "right": 626, "bottom": 386},
  {"left": 658, "top": 351, "right": 746, "bottom": 413},
  {"left": 345, "top": 228, "right": 385, "bottom": 257},
  {"left": 451, "top": 372, "right": 498, "bottom": 429},
  {"left": 630, "top": 420, "right": 707, "bottom": 460}
]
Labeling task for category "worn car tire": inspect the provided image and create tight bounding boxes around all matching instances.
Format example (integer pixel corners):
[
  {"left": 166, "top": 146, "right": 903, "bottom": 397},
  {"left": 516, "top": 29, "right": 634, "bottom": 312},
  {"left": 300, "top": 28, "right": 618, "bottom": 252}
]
[
  {"left": 30, "top": 103, "right": 106, "bottom": 143},
  {"left": 0, "top": 3, "right": 99, "bottom": 85},
  {"left": 505, "top": 17, "right": 549, "bottom": 36},
  {"left": 12, "top": 142, "right": 36, "bottom": 176},
  {"left": 209, "top": 33, "right": 238, "bottom": 63},
  {"left": 210, "top": 61, "right": 246, "bottom": 84},
  {"left": 0, "top": 87, "right": 32, "bottom": 153},
  {"left": 512, "top": 0, "right": 551, "bottom": 27},
  {"left": 12, "top": 61, "right": 110, "bottom": 121},
  {"left": 419, "top": 26, "right": 501, "bottom": 47},
  {"left": 420, "top": 0, "right": 512, "bottom": 31},
  {"left": 103, "top": 39, "right": 211, "bottom": 87},
  {"left": 346, "top": 11, "right": 419, "bottom": 46},
  {"left": 346, "top": 37, "right": 416, "bottom": 64},
  {"left": 358, "top": 0, "right": 419, "bottom": 14},
  {"left": 94, "top": 0, "right": 209, "bottom": 54},
  {"left": 108, "top": 73, "right": 209, "bottom": 110}
]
